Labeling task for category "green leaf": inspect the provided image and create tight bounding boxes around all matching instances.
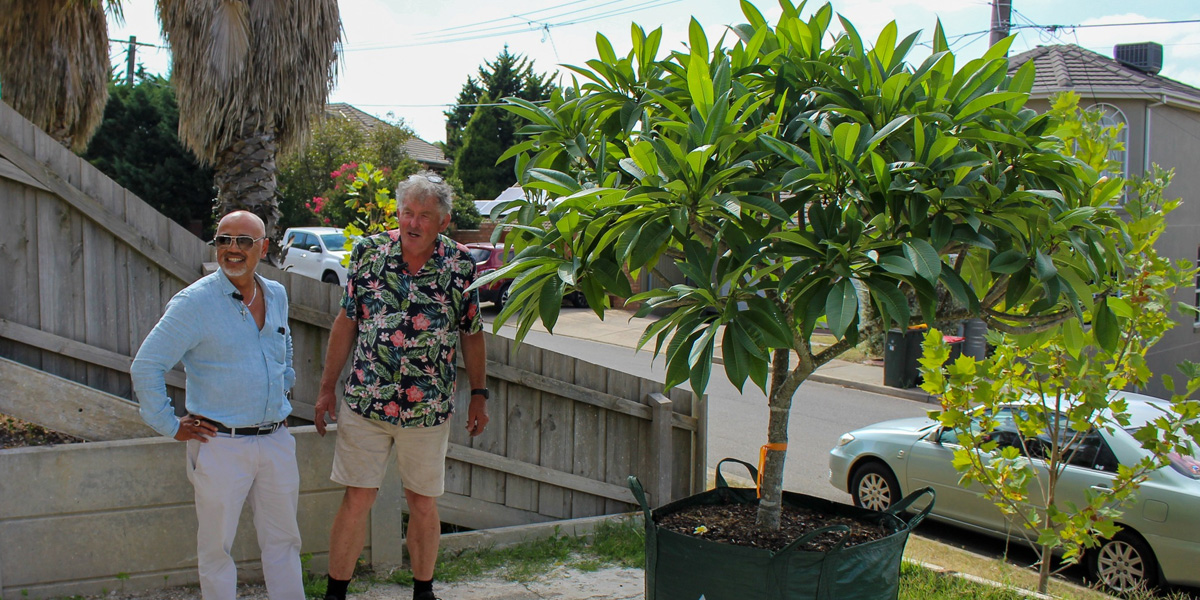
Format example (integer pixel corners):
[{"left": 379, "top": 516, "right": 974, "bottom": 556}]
[
  {"left": 832, "top": 122, "right": 862, "bottom": 161},
  {"left": 879, "top": 254, "right": 916, "bottom": 276},
  {"left": 722, "top": 325, "right": 750, "bottom": 392},
  {"left": 539, "top": 276, "right": 564, "bottom": 331},
  {"left": 688, "top": 17, "right": 709, "bottom": 59},
  {"left": 903, "top": 239, "right": 942, "bottom": 283},
  {"left": 527, "top": 168, "right": 581, "bottom": 196},
  {"left": 932, "top": 19, "right": 949, "bottom": 54},
  {"left": 1063, "top": 317, "right": 1085, "bottom": 359},
  {"left": 989, "top": 250, "right": 1027, "bottom": 274},
  {"left": 1034, "top": 250, "right": 1058, "bottom": 282},
  {"left": 687, "top": 52, "right": 714, "bottom": 115},
  {"left": 1093, "top": 297, "right": 1119, "bottom": 352},
  {"left": 954, "top": 91, "right": 1026, "bottom": 121},
  {"left": 825, "top": 278, "right": 859, "bottom": 339}
]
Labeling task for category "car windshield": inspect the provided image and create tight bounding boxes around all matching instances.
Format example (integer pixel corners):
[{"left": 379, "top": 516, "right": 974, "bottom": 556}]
[
  {"left": 1125, "top": 425, "right": 1200, "bottom": 479},
  {"left": 320, "top": 233, "right": 347, "bottom": 249},
  {"left": 469, "top": 247, "right": 492, "bottom": 262}
]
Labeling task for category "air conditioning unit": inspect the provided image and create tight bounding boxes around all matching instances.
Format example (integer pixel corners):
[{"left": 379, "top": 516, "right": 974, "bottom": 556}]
[{"left": 1114, "top": 42, "right": 1163, "bottom": 75}]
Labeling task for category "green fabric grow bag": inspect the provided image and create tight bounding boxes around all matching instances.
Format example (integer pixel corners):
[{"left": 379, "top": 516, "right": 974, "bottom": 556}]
[{"left": 630, "top": 458, "right": 934, "bottom": 600}]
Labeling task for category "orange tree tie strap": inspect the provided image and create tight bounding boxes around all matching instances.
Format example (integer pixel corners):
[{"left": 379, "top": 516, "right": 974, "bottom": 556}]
[{"left": 757, "top": 443, "right": 788, "bottom": 498}]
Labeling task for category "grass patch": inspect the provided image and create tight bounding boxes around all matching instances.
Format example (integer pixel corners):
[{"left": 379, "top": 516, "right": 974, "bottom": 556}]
[
  {"left": 899, "top": 561, "right": 1032, "bottom": 599},
  {"left": 388, "top": 519, "right": 644, "bottom": 587}
]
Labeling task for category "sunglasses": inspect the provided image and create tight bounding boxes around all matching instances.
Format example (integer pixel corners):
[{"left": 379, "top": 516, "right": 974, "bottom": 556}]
[
  {"left": 410, "top": 173, "right": 444, "bottom": 184},
  {"left": 212, "top": 235, "right": 267, "bottom": 250}
]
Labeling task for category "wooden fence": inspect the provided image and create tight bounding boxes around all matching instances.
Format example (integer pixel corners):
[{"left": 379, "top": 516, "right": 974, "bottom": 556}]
[{"left": 0, "top": 99, "right": 705, "bottom": 532}]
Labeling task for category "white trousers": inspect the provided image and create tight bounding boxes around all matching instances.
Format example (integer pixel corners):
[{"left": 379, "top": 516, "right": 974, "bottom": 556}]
[{"left": 186, "top": 427, "right": 304, "bottom": 600}]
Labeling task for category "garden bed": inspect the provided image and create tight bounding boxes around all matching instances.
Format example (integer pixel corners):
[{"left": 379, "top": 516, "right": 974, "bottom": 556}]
[
  {"left": 658, "top": 502, "right": 890, "bottom": 552},
  {"left": 0, "top": 413, "right": 84, "bottom": 449}
]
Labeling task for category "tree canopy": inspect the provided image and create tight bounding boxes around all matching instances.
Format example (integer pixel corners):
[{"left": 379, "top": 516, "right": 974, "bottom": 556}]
[
  {"left": 81, "top": 75, "right": 216, "bottom": 235},
  {"left": 445, "top": 47, "right": 555, "bottom": 200},
  {"left": 277, "top": 113, "right": 480, "bottom": 232},
  {"left": 485, "top": 2, "right": 1149, "bottom": 529}
]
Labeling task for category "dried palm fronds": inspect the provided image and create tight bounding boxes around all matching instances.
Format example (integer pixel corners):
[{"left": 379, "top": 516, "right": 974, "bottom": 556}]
[{"left": 0, "top": 0, "right": 112, "bottom": 151}]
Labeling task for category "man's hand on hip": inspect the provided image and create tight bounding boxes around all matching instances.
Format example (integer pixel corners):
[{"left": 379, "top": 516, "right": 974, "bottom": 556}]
[
  {"left": 314, "top": 389, "right": 338, "bottom": 436},
  {"left": 175, "top": 415, "right": 218, "bottom": 442},
  {"left": 465, "top": 395, "right": 489, "bottom": 437}
]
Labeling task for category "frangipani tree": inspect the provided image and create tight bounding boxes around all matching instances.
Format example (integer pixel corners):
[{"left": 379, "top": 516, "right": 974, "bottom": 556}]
[
  {"left": 482, "top": 1, "right": 1135, "bottom": 529},
  {"left": 919, "top": 95, "right": 1200, "bottom": 594}
]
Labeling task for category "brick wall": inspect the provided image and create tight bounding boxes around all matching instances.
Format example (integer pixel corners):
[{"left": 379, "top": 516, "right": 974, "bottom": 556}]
[{"left": 451, "top": 221, "right": 508, "bottom": 244}]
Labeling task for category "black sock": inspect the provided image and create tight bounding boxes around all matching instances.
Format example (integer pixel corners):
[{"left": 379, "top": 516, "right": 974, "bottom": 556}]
[
  {"left": 413, "top": 577, "right": 434, "bottom": 597},
  {"left": 325, "top": 575, "right": 350, "bottom": 599}
]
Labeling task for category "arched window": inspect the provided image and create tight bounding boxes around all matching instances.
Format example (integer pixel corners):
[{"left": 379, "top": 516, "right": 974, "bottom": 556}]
[{"left": 1089, "top": 103, "right": 1129, "bottom": 200}]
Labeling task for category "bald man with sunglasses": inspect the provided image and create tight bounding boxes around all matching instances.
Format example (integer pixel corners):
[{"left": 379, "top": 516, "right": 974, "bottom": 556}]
[{"left": 132, "top": 210, "right": 304, "bottom": 600}]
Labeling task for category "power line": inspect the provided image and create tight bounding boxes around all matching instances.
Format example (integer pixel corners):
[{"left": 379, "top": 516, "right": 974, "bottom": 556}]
[
  {"left": 343, "top": 0, "right": 680, "bottom": 52},
  {"left": 413, "top": 0, "right": 643, "bottom": 40},
  {"left": 415, "top": 0, "right": 596, "bottom": 36},
  {"left": 1011, "top": 18, "right": 1200, "bottom": 33}
]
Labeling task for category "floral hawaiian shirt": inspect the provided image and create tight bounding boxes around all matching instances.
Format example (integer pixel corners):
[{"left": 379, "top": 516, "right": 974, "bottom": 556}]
[{"left": 340, "top": 230, "right": 482, "bottom": 427}]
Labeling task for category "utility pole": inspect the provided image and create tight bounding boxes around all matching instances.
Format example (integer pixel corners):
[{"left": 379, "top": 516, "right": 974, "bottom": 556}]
[
  {"left": 125, "top": 35, "right": 137, "bottom": 86},
  {"left": 990, "top": 0, "right": 1012, "bottom": 47}
]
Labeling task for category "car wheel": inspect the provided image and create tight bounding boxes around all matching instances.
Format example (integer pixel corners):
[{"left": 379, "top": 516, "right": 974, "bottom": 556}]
[
  {"left": 496, "top": 284, "right": 511, "bottom": 309},
  {"left": 570, "top": 291, "right": 589, "bottom": 308},
  {"left": 1087, "top": 530, "right": 1159, "bottom": 594},
  {"left": 850, "top": 462, "right": 900, "bottom": 512},
  {"left": 322, "top": 271, "right": 340, "bottom": 285}
]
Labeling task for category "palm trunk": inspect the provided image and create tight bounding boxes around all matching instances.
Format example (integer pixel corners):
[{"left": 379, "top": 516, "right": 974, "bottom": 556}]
[
  {"left": 213, "top": 123, "right": 281, "bottom": 245},
  {"left": 756, "top": 347, "right": 813, "bottom": 530}
]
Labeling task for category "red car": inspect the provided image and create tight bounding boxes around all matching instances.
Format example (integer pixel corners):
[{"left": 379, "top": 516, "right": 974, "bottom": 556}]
[{"left": 465, "top": 242, "right": 587, "bottom": 309}]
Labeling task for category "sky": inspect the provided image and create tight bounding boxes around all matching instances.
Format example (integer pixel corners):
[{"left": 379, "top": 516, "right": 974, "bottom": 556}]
[{"left": 107, "top": 1, "right": 1200, "bottom": 145}]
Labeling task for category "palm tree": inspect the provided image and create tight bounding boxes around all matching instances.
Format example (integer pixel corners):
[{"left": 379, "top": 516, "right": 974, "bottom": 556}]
[
  {"left": 0, "top": 0, "right": 117, "bottom": 152},
  {"left": 156, "top": 0, "right": 341, "bottom": 239}
]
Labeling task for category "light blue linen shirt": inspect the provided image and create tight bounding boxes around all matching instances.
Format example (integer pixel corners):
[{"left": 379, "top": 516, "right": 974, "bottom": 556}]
[{"left": 131, "top": 270, "right": 296, "bottom": 438}]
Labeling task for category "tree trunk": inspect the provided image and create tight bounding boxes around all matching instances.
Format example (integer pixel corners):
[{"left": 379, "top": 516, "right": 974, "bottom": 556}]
[
  {"left": 756, "top": 348, "right": 813, "bottom": 530},
  {"left": 1037, "top": 543, "right": 1052, "bottom": 594},
  {"left": 213, "top": 123, "right": 281, "bottom": 252}
]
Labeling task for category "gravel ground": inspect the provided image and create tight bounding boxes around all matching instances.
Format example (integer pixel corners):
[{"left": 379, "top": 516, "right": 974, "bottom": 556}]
[{"left": 83, "top": 566, "right": 645, "bottom": 600}]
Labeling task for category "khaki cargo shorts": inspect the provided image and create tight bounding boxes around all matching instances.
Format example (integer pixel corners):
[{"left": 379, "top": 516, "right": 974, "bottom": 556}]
[{"left": 330, "top": 405, "right": 451, "bottom": 497}]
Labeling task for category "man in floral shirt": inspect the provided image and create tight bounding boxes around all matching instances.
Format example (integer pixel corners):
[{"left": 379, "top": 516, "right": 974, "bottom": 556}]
[{"left": 313, "top": 173, "right": 488, "bottom": 600}]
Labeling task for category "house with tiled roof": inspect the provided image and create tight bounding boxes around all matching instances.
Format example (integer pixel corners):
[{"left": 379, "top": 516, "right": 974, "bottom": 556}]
[
  {"left": 325, "top": 102, "right": 451, "bottom": 172},
  {"left": 1009, "top": 43, "right": 1200, "bottom": 396}
]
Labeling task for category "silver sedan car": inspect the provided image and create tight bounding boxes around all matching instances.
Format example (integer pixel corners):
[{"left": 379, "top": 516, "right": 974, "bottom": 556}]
[{"left": 829, "top": 392, "right": 1200, "bottom": 593}]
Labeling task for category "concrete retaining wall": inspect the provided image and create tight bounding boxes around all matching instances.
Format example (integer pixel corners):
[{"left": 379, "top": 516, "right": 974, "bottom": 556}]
[{"left": 0, "top": 425, "right": 405, "bottom": 600}]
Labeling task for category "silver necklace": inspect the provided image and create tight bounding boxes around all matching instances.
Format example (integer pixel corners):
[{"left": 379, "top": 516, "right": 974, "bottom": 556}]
[{"left": 237, "top": 283, "right": 258, "bottom": 320}]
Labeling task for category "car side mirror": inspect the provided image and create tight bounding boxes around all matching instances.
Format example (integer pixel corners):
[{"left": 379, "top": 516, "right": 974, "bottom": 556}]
[{"left": 308, "top": 244, "right": 322, "bottom": 253}]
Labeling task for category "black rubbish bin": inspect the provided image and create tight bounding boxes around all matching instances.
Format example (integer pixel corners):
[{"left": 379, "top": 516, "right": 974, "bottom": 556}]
[
  {"left": 883, "top": 330, "right": 908, "bottom": 388},
  {"left": 962, "top": 319, "right": 988, "bottom": 360},
  {"left": 903, "top": 328, "right": 925, "bottom": 387}
]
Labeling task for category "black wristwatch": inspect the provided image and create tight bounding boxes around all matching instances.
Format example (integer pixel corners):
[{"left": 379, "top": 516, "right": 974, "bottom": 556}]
[{"left": 471, "top": 388, "right": 489, "bottom": 399}]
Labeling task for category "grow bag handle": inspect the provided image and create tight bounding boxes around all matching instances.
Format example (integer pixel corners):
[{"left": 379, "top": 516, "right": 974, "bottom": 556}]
[
  {"left": 627, "top": 476, "right": 653, "bottom": 522},
  {"left": 776, "top": 524, "right": 853, "bottom": 555},
  {"left": 715, "top": 457, "right": 759, "bottom": 489},
  {"left": 885, "top": 486, "right": 936, "bottom": 529}
]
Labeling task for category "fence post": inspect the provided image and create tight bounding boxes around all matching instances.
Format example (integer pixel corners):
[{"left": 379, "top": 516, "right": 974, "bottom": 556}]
[
  {"left": 692, "top": 391, "right": 706, "bottom": 495},
  {"left": 647, "top": 392, "right": 674, "bottom": 507}
]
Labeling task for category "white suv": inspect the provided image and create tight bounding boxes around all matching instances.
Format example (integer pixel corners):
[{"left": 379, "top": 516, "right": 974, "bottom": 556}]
[{"left": 280, "top": 227, "right": 350, "bottom": 285}]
